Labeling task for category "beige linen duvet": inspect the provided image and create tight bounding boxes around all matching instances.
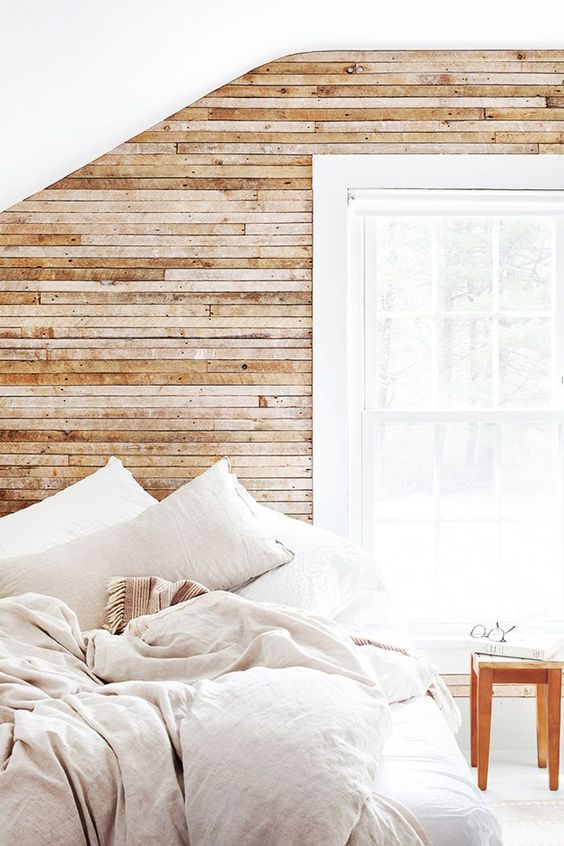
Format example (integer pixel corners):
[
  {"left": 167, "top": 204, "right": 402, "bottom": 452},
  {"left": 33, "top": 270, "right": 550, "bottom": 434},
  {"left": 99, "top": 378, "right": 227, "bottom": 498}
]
[{"left": 0, "top": 590, "right": 432, "bottom": 845}]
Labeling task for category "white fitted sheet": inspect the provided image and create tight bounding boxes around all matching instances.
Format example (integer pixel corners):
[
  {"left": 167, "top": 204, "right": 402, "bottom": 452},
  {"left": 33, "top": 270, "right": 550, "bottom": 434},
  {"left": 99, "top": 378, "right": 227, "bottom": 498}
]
[{"left": 373, "top": 696, "right": 502, "bottom": 846}]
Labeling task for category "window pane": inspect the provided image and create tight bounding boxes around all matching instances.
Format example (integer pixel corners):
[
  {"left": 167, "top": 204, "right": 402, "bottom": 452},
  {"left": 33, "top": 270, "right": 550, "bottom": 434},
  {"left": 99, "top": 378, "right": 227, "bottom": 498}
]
[
  {"left": 372, "top": 423, "right": 434, "bottom": 520},
  {"left": 438, "top": 217, "right": 493, "bottom": 312},
  {"left": 499, "top": 317, "right": 552, "bottom": 407},
  {"left": 500, "top": 522, "right": 558, "bottom": 622},
  {"left": 375, "top": 316, "right": 432, "bottom": 407},
  {"left": 437, "top": 424, "right": 496, "bottom": 519},
  {"left": 439, "top": 317, "right": 492, "bottom": 407},
  {"left": 438, "top": 523, "right": 498, "bottom": 620},
  {"left": 499, "top": 218, "right": 553, "bottom": 311},
  {"left": 499, "top": 423, "right": 559, "bottom": 519},
  {"left": 374, "top": 523, "right": 436, "bottom": 620},
  {"left": 375, "top": 218, "right": 432, "bottom": 311},
  {"left": 360, "top": 200, "right": 560, "bottom": 624}
]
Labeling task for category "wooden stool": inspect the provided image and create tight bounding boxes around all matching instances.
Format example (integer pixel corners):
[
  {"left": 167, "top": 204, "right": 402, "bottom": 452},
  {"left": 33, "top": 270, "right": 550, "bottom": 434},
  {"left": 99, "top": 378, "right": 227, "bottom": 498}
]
[{"left": 470, "top": 653, "right": 563, "bottom": 790}]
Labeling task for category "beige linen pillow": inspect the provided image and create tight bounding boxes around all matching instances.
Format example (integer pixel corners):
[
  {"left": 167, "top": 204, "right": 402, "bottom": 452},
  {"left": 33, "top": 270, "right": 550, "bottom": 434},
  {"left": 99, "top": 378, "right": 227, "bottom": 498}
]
[{"left": 0, "top": 458, "right": 293, "bottom": 630}]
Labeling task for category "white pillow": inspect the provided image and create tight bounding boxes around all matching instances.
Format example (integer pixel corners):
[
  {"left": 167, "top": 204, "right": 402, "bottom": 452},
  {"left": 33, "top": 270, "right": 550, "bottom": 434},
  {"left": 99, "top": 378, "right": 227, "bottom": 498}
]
[
  {"left": 235, "top": 491, "right": 387, "bottom": 619},
  {"left": 0, "top": 457, "right": 157, "bottom": 558},
  {"left": 234, "top": 481, "right": 391, "bottom": 622},
  {"left": 333, "top": 588, "right": 395, "bottom": 632},
  {"left": 0, "top": 458, "right": 293, "bottom": 630}
]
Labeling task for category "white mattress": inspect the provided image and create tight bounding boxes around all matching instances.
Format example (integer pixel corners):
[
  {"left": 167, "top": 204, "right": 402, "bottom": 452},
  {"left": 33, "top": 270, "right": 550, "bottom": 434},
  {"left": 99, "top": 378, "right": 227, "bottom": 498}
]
[{"left": 373, "top": 696, "right": 503, "bottom": 846}]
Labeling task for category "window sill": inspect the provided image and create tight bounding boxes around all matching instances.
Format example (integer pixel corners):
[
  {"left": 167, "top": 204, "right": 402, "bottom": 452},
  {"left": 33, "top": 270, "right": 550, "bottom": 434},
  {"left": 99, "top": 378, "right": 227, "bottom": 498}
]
[{"left": 410, "top": 629, "right": 564, "bottom": 673}]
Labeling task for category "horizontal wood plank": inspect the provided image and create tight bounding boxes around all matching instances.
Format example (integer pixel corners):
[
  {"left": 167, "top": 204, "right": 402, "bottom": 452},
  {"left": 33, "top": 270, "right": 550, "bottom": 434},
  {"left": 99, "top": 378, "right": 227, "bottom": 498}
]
[{"left": 1, "top": 49, "right": 562, "bottom": 523}]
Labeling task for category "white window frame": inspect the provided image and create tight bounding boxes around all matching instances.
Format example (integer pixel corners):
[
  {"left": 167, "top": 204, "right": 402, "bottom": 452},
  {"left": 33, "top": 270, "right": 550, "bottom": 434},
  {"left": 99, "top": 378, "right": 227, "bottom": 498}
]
[{"left": 313, "top": 154, "right": 564, "bottom": 553}]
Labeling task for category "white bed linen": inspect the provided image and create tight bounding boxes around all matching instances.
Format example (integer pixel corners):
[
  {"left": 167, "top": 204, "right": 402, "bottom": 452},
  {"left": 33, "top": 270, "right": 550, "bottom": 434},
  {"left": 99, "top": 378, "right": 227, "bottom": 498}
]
[
  {"left": 0, "top": 591, "right": 433, "bottom": 846},
  {"left": 235, "top": 495, "right": 389, "bottom": 620},
  {"left": 373, "top": 696, "right": 502, "bottom": 846}
]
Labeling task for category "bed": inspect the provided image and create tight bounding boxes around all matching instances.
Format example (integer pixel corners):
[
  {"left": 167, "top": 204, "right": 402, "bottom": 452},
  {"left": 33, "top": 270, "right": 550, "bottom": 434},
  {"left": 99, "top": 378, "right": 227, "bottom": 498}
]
[
  {"left": 375, "top": 696, "right": 501, "bottom": 846},
  {"left": 0, "top": 457, "right": 502, "bottom": 845}
]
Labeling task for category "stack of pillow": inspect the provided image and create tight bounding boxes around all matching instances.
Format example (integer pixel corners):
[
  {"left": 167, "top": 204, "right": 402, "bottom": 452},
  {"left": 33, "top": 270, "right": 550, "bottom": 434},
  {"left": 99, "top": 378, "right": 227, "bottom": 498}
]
[{"left": 0, "top": 457, "right": 390, "bottom": 632}]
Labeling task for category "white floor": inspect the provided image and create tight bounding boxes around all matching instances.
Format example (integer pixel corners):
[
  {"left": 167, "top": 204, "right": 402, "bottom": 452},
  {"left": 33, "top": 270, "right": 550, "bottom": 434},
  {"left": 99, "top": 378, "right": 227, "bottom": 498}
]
[
  {"left": 456, "top": 698, "right": 564, "bottom": 799},
  {"left": 451, "top": 699, "right": 564, "bottom": 842},
  {"left": 478, "top": 751, "right": 563, "bottom": 801},
  {"left": 470, "top": 752, "right": 564, "bottom": 844}
]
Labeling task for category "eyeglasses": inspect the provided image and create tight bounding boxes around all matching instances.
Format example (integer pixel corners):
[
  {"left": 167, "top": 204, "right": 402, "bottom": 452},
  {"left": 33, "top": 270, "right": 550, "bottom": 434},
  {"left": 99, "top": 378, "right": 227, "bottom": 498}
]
[{"left": 469, "top": 621, "right": 516, "bottom": 643}]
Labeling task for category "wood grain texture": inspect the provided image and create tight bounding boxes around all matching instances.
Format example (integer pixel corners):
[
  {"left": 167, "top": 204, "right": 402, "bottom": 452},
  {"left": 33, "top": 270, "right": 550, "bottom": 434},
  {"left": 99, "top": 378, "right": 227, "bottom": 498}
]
[
  {"left": 0, "top": 49, "right": 561, "bottom": 530},
  {"left": 443, "top": 673, "right": 564, "bottom": 699},
  {"left": 537, "top": 684, "right": 548, "bottom": 768},
  {"left": 547, "top": 669, "right": 562, "bottom": 789},
  {"left": 477, "top": 667, "right": 493, "bottom": 790}
]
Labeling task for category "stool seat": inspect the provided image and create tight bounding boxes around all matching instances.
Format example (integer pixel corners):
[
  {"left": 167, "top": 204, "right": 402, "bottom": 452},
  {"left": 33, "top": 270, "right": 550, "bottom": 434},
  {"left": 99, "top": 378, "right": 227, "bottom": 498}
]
[{"left": 470, "top": 652, "right": 563, "bottom": 790}]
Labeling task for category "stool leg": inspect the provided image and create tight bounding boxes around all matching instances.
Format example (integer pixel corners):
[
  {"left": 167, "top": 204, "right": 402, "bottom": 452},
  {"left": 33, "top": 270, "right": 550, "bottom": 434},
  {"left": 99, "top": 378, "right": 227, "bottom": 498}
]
[
  {"left": 547, "top": 669, "right": 562, "bottom": 791},
  {"left": 470, "top": 657, "right": 478, "bottom": 767},
  {"left": 477, "top": 667, "right": 493, "bottom": 791},
  {"left": 536, "top": 683, "right": 548, "bottom": 768}
]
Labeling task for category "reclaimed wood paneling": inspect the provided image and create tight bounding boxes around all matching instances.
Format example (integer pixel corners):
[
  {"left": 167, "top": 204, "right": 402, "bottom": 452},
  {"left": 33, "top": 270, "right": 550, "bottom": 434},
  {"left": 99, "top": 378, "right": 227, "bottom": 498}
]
[
  {"left": 0, "top": 49, "right": 562, "bottom": 524},
  {"left": 444, "top": 674, "right": 564, "bottom": 699}
]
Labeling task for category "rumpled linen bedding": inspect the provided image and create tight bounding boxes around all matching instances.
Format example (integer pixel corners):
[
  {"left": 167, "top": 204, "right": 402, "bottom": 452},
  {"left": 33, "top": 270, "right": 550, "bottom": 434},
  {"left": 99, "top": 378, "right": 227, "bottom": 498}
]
[{"left": 0, "top": 590, "right": 435, "bottom": 845}]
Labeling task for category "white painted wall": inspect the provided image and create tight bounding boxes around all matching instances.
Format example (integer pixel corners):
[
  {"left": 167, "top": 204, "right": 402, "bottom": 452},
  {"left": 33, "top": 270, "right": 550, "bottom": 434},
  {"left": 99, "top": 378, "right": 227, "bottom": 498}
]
[
  {"left": 457, "top": 698, "right": 538, "bottom": 754},
  {"left": 0, "top": 0, "right": 562, "bottom": 211}
]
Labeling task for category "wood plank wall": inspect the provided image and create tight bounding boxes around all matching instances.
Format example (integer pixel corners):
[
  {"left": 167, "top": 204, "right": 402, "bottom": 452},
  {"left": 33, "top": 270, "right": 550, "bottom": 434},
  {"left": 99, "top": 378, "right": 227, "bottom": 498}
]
[
  {"left": 444, "top": 675, "right": 564, "bottom": 699},
  {"left": 1, "top": 49, "right": 563, "bottom": 521}
]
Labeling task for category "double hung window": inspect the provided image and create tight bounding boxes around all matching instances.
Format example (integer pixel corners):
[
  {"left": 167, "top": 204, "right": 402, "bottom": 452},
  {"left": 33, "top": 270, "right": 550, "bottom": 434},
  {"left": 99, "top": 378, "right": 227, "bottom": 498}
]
[{"left": 353, "top": 190, "right": 564, "bottom": 624}]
